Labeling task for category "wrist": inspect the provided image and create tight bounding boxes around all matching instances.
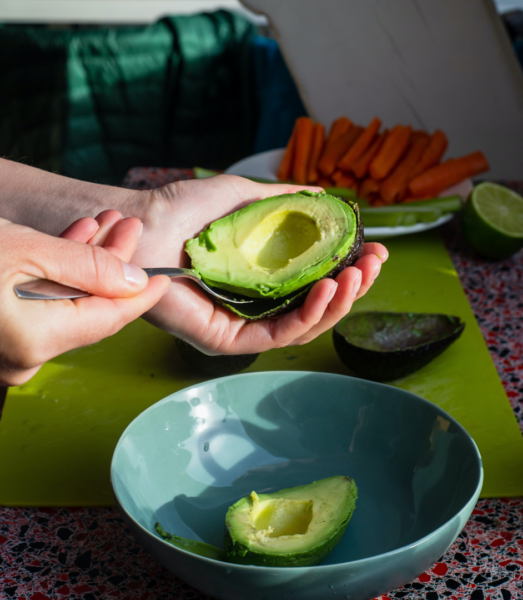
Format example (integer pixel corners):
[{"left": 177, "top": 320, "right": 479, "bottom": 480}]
[
  {"left": 0, "top": 158, "right": 145, "bottom": 235},
  {"left": 119, "top": 188, "right": 155, "bottom": 223}
]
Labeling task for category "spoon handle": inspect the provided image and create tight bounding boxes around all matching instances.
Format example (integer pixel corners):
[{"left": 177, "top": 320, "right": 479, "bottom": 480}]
[{"left": 14, "top": 268, "right": 197, "bottom": 300}]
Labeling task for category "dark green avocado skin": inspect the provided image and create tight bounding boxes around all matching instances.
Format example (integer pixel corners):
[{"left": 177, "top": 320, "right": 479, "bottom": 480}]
[
  {"left": 214, "top": 197, "right": 364, "bottom": 321},
  {"left": 333, "top": 311, "right": 465, "bottom": 382},
  {"left": 175, "top": 338, "right": 258, "bottom": 377}
]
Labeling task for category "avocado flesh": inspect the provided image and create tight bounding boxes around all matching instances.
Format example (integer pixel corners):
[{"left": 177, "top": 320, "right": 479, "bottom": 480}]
[
  {"left": 224, "top": 476, "right": 357, "bottom": 567},
  {"left": 186, "top": 191, "right": 359, "bottom": 301},
  {"left": 333, "top": 311, "right": 465, "bottom": 382}
]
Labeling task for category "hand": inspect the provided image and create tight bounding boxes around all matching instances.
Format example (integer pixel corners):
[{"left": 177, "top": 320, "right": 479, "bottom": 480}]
[
  {"left": 129, "top": 175, "right": 388, "bottom": 355},
  {"left": 0, "top": 212, "right": 170, "bottom": 385}
]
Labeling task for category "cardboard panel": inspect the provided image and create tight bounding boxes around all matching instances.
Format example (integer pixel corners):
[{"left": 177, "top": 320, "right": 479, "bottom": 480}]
[{"left": 242, "top": 0, "right": 523, "bottom": 178}]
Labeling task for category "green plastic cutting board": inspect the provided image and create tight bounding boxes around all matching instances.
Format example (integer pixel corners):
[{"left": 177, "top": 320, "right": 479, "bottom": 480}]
[{"left": 1, "top": 231, "right": 522, "bottom": 506}]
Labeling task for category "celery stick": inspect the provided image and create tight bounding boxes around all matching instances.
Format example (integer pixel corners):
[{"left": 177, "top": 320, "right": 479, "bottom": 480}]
[{"left": 360, "top": 207, "right": 442, "bottom": 227}]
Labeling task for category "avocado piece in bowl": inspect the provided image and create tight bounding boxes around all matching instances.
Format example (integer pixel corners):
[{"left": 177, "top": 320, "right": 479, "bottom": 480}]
[
  {"left": 175, "top": 337, "right": 258, "bottom": 377},
  {"left": 224, "top": 476, "right": 358, "bottom": 567},
  {"left": 185, "top": 191, "right": 363, "bottom": 320},
  {"left": 333, "top": 311, "right": 465, "bottom": 382}
]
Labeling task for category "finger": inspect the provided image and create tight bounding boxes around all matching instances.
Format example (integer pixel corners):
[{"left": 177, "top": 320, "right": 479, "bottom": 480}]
[
  {"left": 141, "top": 274, "right": 335, "bottom": 356},
  {"left": 57, "top": 274, "right": 171, "bottom": 349},
  {"left": 59, "top": 217, "right": 100, "bottom": 243},
  {"left": 88, "top": 210, "right": 124, "bottom": 246},
  {"left": 8, "top": 275, "right": 171, "bottom": 375},
  {"left": 360, "top": 242, "right": 389, "bottom": 262},
  {"left": 267, "top": 255, "right": 381, "bottom": 348},
  {"left": 234, "top": 278, "right": 338, "bottom": 352},
  {"left": 99, "top": 217, "right": 143, "bottom": 262},
  {"left": 223, "top": 174, "right": 324, "bottom": 201},
  {"left": 19, "top": 234, "right": 150, "bottom": 298},
  {"left": 353, "top": 254, "right": 383, "bottom": 300},
  {"left": 289, "top": 267, "right": 362, "bottom": 346}
]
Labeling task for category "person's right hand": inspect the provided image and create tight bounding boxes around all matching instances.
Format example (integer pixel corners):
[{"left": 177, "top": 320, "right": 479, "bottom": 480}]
[{"left": 0, "top": 213, "right": 170, "bottom": 386}]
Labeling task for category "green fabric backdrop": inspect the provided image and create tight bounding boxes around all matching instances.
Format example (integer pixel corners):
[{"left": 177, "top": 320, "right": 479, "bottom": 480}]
[{"left": 0, "top": 12, "right": 255, "bottom": 184}]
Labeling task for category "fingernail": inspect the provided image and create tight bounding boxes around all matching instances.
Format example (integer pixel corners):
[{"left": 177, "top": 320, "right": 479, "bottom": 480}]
[
  {"left": 327, "top": 282, "right": 338, "bottom": 303},
  {"left": 353, "top": 271, "right": 362, "bottom": 295},
  {"left": 123, "top": 262, "right": 147, "bottom": 286}
]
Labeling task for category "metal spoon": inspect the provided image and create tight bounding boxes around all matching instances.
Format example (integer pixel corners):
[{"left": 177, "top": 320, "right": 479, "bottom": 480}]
[{"left": 13, "top": 268, "right": 254, "bottom": 304}]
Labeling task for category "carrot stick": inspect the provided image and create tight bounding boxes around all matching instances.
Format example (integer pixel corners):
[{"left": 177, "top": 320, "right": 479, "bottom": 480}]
[
  {"left": 332, "top": 170, "right": 357, "bottom": 188},
  {"left": 408, "top": 151, "right": 490, "bottom": 198},
  {"left": 370, "top": 125, "right": 412, "bottom": 180},
  {"left": 307, "top": 123, "right": 326, "bottom": 183},
  {"left": 337, "top": 117, "right": 381, "bottom": 172},
  {"left": 292, "top": 117, "right": 316, "bottom": 184},
  {"left": 317, "top": 118, "right": 352, "bottom": 174},
  {"left": 359, "top": 177, "right": 380, "bottom": 199},
  {"left": 318, "top": 126, "right": 363, "bottom": 177},
  {"left": 277, "top": 122, "right": 298, "bottom": 181},
  {"left": 326, "top": 117, "right": 352, "bottom": 145},
  {"left": 351, "top": 131, "right": 387, "bottom": 179},
  {"left": 410, "top": 130, "right": 448, "bottom": 179},
  {"left": 380, "top": 134, "right": 430, "bottom": 203}
]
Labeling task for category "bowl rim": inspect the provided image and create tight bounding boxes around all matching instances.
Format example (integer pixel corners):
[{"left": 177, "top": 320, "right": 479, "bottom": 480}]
[{"left": 110, "top": 370, "right": 483, "bottom": 571}]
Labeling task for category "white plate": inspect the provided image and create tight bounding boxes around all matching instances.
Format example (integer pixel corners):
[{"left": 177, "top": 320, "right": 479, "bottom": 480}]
[{"left": 225, "top": 148, "right": 473, "bottom": 240}]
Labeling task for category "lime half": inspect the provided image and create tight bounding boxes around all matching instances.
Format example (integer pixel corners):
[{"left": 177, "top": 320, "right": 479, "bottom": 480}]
[{"left": 462, "top": 182, "right": 523, "bottom": 259}]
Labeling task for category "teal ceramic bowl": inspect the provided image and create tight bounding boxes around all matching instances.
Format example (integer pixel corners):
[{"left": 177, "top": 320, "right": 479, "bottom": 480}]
[{"left": 111, "top": 371, "right": 482, "bottom": 600}]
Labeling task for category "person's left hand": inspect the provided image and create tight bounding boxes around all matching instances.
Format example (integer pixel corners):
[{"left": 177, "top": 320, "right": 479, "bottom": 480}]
[{"left": 124, "top": 175, "right": 388, "bottom": 356}]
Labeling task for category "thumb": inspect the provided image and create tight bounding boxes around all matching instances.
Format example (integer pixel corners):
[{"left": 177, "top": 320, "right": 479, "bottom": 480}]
[{"left": 30, "top": 235, "right": 149, "bottom": 298}]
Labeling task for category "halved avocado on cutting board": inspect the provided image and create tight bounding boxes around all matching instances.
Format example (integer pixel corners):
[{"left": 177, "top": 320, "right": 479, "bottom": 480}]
[
  {"left": 175, "top": 337, "right": 258, "bottom": 376},
  {"left": 224, "top": 476, "right": 358, "bottom": 567},
  {"left": 185, "top": 191, "right": 363, "bottom": 320},
  {"left": 333, "top": 311, "right": 465, "bottom": 382}
]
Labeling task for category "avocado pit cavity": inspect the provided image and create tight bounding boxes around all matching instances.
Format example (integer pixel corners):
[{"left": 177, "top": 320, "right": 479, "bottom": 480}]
[
  {"left": 250, "top": 491, "right": 313, "bottom": 540},
  {"left": 242, "top": 211, "right": 321, "bottom": 271}
]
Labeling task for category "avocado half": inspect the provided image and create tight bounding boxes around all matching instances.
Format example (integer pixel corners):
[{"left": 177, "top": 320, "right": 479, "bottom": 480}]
[
  {"left": 225, "top": 476, "right": 358, "bottom": 567},
  {"left": 333, "top": 311, "right": 465, "bottom": 382},
  {"left": 185, "top": 191, "right": 364, "bottom": 320},
  {"left": 175, "top": 337, "right": 259, "bottom": 377}
]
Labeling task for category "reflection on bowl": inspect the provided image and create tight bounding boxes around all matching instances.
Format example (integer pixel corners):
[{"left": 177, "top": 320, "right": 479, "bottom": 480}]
[{"left": 111, "top": 371, "right": 482, "bottom": 600}]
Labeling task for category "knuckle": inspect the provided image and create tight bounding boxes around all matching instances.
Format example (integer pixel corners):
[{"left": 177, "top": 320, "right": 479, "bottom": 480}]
[
  {"left": 89, "top": 244, "right": 113, "bottom": 281},
  {"left": 202, "top": 319, "right": 234, "bottom": 355},
  {"left": 2, "top": 330, "right": 45, "bottom": 372}
]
